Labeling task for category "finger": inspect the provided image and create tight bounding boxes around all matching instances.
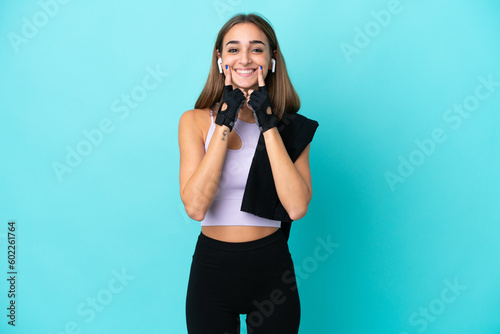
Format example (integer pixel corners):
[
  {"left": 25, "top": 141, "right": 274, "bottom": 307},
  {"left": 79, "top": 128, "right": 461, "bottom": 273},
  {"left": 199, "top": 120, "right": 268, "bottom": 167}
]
[
  {"left": 240, "top": 88, "right": 249, "bottom": 99},
  {"left": 239, "top": 89, "right": 249, "bottom": 109},
  {"left": 258, "top": 65, "right": 265, "bottom": 87},
  {"left": 247, "top": 89, "right": 254, "bottom": 102},
  {"left": 235, "top": 88, "right": 246, "bottom": 100},
  {"left": 225, "top": 64, "right": 232, "bottom": 86}
]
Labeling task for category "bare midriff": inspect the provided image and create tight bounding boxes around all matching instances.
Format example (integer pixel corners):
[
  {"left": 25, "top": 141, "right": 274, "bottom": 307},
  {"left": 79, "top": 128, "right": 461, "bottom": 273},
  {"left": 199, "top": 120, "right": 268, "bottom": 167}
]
[{"left": 201, "top": 226, "right": 279, "bottom": 242}]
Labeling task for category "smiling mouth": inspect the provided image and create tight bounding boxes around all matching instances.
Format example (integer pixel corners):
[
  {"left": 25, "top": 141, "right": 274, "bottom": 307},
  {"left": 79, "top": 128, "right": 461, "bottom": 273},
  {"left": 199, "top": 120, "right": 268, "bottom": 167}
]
[{"left": 234, "top": 68, "right": 257, "bottom": 75}]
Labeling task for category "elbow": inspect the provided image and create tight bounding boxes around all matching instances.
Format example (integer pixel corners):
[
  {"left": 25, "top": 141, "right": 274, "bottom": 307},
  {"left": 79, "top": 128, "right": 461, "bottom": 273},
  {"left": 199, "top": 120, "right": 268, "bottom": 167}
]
[
  {"left": 288, "top": 207, "right": 308, "bottom": 221},
  {"left": 185, "top": 205, "right": 206, "bottom": 222},
  {"left": 181, "top": 192, "right": 207, "bottom": 222},
  {"left": 288, "top": 201, "right": 309, "bottom": 221},
  {"left": 287, "top": 190, "right": 312, "bottom": 221}
]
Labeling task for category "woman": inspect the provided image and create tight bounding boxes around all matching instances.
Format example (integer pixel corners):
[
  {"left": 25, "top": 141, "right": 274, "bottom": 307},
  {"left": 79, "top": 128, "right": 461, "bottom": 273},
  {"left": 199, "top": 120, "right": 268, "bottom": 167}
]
[{"left": 179, "top": 13, "right": 318, "bottom": 333}]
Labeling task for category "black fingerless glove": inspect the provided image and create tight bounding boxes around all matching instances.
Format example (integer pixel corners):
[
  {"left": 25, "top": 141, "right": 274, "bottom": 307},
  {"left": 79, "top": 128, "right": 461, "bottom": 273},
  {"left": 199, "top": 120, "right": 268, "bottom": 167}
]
[
  {"left": 214, "top": 85, "right": 246, "bottom": 132},
  {"left": 248, "top": 86, "right": 278, "bottom": 133}
]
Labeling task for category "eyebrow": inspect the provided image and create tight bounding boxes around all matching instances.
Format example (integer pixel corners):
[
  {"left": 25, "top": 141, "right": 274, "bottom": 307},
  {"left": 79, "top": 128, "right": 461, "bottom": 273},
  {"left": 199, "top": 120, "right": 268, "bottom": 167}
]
[{"left": 225, "top": 40, "right": 265, "bottom": 47}]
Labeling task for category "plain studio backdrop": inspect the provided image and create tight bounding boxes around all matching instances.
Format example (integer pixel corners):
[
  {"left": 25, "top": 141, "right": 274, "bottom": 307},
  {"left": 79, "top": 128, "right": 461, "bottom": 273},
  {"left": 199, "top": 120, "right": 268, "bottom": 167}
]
[{"left": 1, "top": 0, "right": 499, "bottom": 333}]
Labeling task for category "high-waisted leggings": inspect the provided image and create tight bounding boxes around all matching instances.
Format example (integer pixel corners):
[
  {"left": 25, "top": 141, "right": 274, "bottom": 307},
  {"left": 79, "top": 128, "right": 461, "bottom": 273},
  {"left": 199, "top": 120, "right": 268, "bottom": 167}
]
[{"left": 185, "top": 229, "right": 301, "bottom": 333}]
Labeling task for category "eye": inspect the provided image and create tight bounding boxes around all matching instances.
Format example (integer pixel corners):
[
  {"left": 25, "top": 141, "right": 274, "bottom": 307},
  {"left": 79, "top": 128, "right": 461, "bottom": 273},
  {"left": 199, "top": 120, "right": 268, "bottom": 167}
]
[
  {"left": 228, "top": 48, "right": 238, "bottom": 53},
  {"left": 253, "top": 48, "right": 263, "bottom": 53}
]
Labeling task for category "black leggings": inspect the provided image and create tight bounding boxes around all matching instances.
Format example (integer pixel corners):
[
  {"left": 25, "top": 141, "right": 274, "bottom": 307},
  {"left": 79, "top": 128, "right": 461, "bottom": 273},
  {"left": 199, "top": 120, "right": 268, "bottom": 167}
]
[{"left": 186, "top": 229, "right": 301, "bottom": 333}]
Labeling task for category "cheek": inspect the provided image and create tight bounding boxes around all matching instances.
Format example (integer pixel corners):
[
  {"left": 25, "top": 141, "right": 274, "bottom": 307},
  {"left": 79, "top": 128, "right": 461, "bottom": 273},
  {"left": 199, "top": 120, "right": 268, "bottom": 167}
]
[{"left": 225, "top": 59, "right": 238, "bottom": 67}]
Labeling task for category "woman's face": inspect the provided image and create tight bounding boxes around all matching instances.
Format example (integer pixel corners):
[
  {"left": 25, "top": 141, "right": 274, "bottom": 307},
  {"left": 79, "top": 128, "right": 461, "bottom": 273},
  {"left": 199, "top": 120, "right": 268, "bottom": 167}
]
[{"left": 218, "top": 23, "right": 274, "bottom": 91}]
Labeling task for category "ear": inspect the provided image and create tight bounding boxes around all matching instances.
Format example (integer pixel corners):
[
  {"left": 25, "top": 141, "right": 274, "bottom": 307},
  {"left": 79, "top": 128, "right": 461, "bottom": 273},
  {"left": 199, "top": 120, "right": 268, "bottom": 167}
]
[
  {"left": 216, "top": 49, "right": 221, "bottom": 59},
  {"left": 269, "top": 50, "right": 277, "bottom": 67}
]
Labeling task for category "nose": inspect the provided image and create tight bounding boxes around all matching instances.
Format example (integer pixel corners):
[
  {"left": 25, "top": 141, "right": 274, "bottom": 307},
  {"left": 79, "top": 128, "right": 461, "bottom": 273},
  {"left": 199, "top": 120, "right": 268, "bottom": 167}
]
[{"left": 238, "top": 51, "right": 251, "bottom": 65}]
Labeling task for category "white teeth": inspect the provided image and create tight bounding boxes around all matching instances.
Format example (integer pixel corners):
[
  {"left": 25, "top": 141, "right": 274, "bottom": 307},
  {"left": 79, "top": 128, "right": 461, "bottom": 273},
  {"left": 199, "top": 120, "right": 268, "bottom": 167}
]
[{"left": 235, "top": 69, "right": 255, "bottom": 74}]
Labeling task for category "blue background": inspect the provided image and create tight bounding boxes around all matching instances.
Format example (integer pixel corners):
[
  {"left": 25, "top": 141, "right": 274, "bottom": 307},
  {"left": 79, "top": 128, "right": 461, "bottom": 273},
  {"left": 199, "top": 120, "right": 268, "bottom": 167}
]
[{"left": 1, "top": 0, "right": 499, "bottom": 333}]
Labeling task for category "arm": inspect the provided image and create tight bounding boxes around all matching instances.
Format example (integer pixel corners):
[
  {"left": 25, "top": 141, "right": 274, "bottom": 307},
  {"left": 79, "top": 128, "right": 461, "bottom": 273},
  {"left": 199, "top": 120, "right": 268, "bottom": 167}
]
[
  {"left": 263, "top": 129, "right": 312, "bottom": 220},
  {"left": 179, "top": 66, "right": 245, "bottom": 221},
  {"left": 247, "top": 66, "right": 313, "bottom": 221},
  {"left": 178, "top": 109, "right": 230, "bottom": 221}
]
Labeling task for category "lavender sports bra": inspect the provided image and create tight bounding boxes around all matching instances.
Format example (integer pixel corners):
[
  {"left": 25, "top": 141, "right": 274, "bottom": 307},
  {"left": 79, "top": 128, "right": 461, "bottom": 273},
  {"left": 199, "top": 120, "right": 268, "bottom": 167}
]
[{"left": 200, "top": 108, "right": 281, "bottom": 228}]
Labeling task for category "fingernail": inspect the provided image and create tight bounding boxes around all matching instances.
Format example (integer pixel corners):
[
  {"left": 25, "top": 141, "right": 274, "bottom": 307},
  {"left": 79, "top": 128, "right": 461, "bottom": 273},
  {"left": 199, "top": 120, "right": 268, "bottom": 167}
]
[
  {"left": 226, "top": 65, "right": 228, "bottom": 69},
  {"left": 260, "top": 66, "right": 262, "bottom": 69}
]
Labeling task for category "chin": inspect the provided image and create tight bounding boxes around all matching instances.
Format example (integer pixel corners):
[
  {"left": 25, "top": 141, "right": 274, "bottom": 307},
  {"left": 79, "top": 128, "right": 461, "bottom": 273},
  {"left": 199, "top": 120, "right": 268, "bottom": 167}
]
[{"left": 233, "top": 81, "right": 258, "bottom": 90}]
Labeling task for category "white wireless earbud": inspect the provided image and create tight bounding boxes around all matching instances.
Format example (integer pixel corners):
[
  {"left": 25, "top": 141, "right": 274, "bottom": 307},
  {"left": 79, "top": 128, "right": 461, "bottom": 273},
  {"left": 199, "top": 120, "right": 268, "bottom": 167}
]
[
  {"left": 271, "top": 59, "right": 276, "bottom": 73},
  {"left": 217, "top": 58, "right": 223, "bottom": 74}
]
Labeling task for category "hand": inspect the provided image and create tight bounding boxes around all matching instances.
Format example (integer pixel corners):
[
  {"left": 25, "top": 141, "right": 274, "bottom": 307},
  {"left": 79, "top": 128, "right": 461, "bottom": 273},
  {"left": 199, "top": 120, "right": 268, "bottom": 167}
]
[
  {"left": 214, "top": 65, "right": 246, "bottom": 132},
  {"left": 247, "top": 66, "right": 278, "bottom": 133}
]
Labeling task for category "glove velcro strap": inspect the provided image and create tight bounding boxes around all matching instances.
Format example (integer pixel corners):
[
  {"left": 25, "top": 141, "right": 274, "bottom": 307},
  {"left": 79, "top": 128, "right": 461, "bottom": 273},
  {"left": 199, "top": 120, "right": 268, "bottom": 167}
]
[
  {"left": 260, "top": 115, "right": 278, "bottom": 132},
  {"left": 215, "top": 111, "right": 234, "bottom": 131}
]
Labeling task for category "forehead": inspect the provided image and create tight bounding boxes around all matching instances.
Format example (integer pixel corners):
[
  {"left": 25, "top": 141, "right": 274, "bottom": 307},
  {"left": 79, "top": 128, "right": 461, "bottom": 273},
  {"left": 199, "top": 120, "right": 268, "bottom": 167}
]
[{"left": 222, "top": 22, "right": 269, "bottom": 47}]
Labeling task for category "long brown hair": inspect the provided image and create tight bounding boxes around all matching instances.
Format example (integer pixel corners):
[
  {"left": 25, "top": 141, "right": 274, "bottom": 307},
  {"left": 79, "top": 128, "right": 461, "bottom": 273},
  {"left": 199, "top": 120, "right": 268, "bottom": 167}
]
[{"left": 194, "top": 13, "right": 300, "bottom": 121}]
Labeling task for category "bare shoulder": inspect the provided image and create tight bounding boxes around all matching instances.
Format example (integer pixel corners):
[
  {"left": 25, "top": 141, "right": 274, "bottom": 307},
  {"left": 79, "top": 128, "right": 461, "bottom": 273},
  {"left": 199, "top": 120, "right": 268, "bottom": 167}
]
[
  {"left": 179, "top": 108, "right": 202, "bottom": 127},
  {"left": 179, "top": 107, "right": 212, "bottom": 126},
  {"left": 178, "top": 108, "right": 212, "bottom": 145}
]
